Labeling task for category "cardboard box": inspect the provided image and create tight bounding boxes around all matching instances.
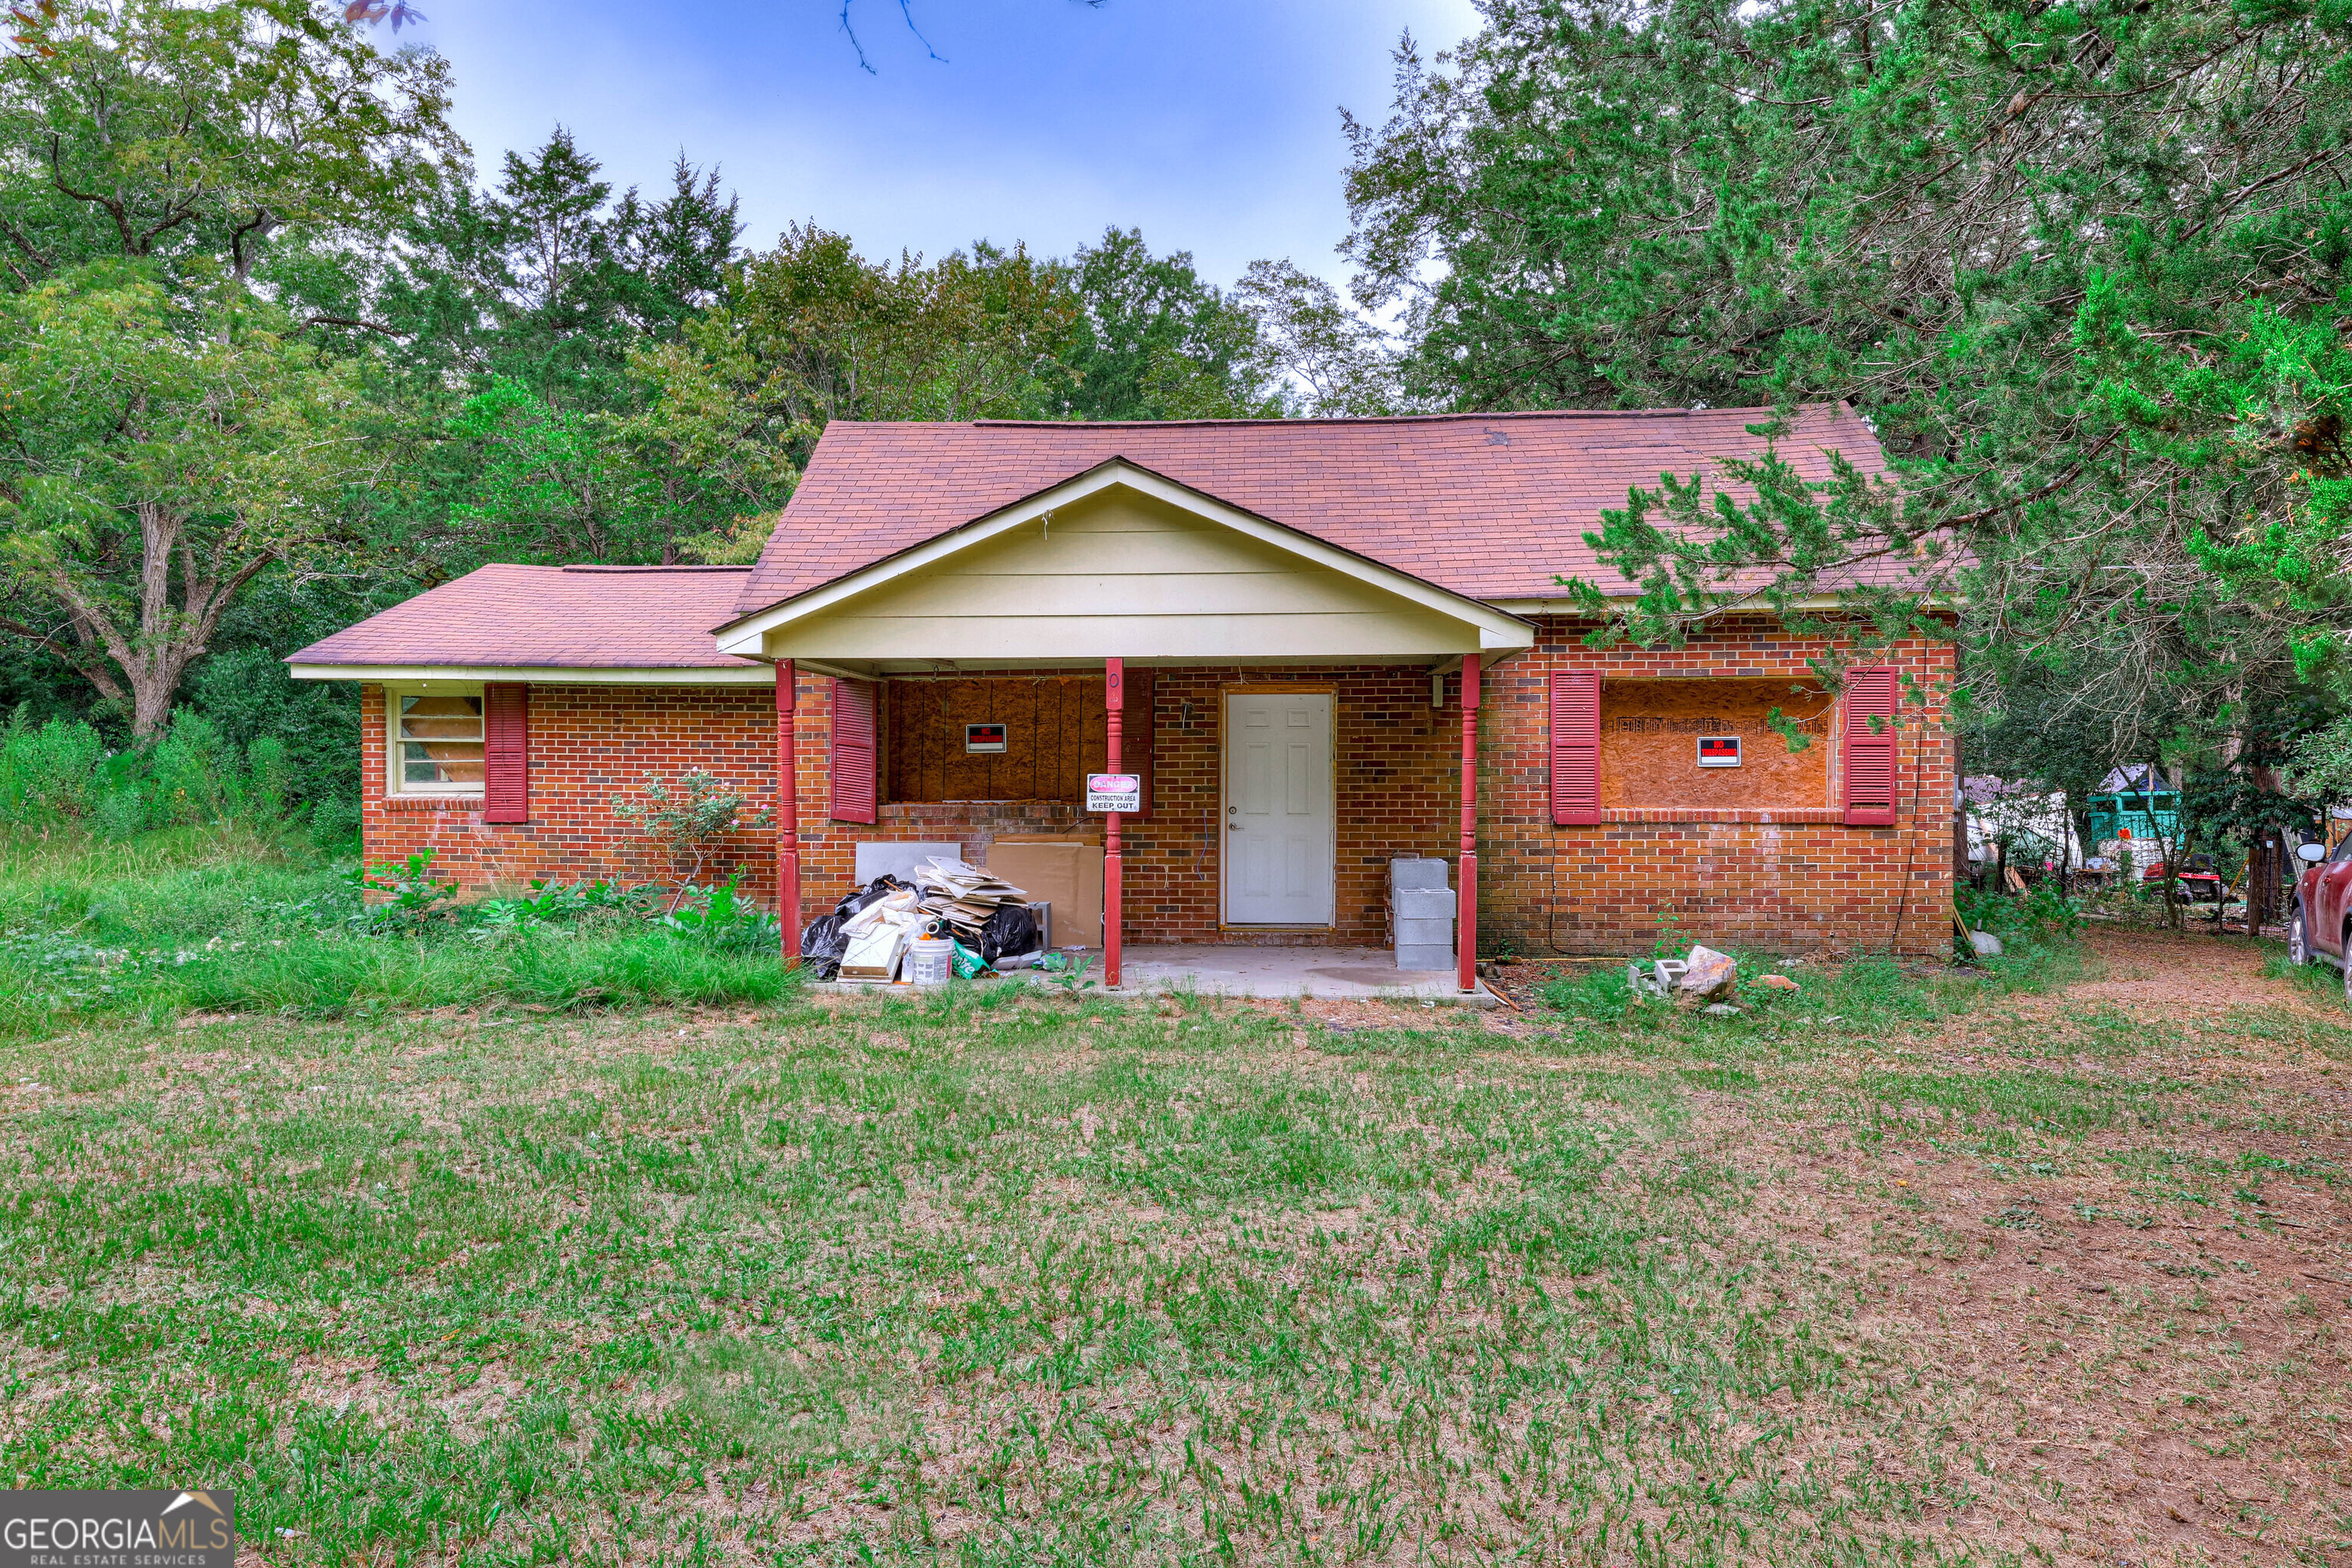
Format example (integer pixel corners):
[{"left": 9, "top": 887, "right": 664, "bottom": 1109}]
[{"left": 987, "top": 838, "right": 1103, "bottom": 946}]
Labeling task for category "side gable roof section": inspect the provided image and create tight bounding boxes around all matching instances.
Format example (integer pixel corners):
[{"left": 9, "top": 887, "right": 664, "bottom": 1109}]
[
  {"left": 735, "top": 402, "right": 1896, "bottom": 617},
  {"left": 287, "top": 564, "right": 770, "bottom": 682},
  {"left": 710, "top": 457, "right": 1537, "bottom": 658}
]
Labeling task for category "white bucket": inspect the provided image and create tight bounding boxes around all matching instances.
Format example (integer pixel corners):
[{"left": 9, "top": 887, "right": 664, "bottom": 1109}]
[{"left": 907, "top": 936, "right": 954, "bottom": 986}]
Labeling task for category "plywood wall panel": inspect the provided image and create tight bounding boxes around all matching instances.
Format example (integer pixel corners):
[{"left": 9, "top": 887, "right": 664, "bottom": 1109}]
[
  {"left": 886, "top": 676, "right": 1106, "bottom": 803},
  {"left": 1599, "top": 679, "right": 1831, "bottom": 808}
]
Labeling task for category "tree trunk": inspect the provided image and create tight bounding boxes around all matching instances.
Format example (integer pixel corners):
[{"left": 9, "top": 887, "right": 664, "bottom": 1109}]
[
  {"left": 14, "top": 504, "right": 272, "bottom": 741},
  {"left": 127, "top": 661, "right": 181, "bottom": 741},
  {"left": 2161, "top": 834, "right": 2182, "bottom": 935}
]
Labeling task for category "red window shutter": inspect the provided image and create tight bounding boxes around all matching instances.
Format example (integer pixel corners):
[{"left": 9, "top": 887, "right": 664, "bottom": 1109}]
[
  {"left": 1125, "top": 667, "right": 1156, "bottom": 820},
  {"left": 1550, "top": 671, "right": 1600, "bottom": 826},
  {"left": 1841, "top": 668, "right": 1899, "bottom": 826},
  {"left": 831, "top": 677, "right": 878, "bottom": 824},
  {"left": 482, "top": 683, "right": 529, "bottom": 823}
]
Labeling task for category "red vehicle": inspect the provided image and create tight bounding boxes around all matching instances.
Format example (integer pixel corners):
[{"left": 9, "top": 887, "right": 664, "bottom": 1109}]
[
  {"left": 2289, "top": 838, "right": 2352, "bottom": 999},
  {"left": 2148, "top": 860, "right": 2226, "bottom": 904}
]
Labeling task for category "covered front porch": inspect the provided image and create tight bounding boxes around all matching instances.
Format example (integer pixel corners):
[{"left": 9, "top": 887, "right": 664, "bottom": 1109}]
[{"left": 713, "top": 459, "right": 1534, "bottom": 996}]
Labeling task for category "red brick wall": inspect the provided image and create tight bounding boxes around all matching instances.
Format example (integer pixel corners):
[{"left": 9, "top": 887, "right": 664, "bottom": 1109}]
[
  {"left": 358, "top": 617, "right": 1955, "bottom": 956},
  {"left": 1481, "top": 619, "right": 1956, "bottom": 958},
  {"left": 361, "top": 684, "right": 780, "bottom": 901}
]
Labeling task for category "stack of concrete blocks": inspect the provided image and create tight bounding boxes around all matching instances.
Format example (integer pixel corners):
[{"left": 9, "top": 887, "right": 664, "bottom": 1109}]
[{"left": 1389, "top": 858, "right": 1455, "bottom": 971}]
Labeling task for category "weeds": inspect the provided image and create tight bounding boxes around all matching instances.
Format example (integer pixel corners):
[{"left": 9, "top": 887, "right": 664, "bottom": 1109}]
[
  {"left": 0, "top": 837, "right": 794, "bottom": 1035},
  {"left": 0, "top": 705, "right": 304, "bottom": 838},
  {"left": 1537, "top": 944, "right": 2078, "bottom": 1035}
]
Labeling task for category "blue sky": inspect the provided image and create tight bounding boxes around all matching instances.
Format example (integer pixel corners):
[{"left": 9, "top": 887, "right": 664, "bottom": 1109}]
[{"left": 399, "top": 0, "right": 1481, "bottom": 291}]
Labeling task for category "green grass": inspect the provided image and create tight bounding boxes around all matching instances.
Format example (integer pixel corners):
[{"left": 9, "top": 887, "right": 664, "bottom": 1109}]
[
  {"left": 2, "top": 841, "right": 2348, "bottom": 1564},
  {"left": 1534, "top": 945, "right": 2086, "bottom": 1067},
  {"left": 0, "top": 999, "right": 1914, "bottom": 1565}
]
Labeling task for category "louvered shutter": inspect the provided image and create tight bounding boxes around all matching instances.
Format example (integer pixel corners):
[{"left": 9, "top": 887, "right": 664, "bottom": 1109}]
[
  {"left": 1125, "top": 667, "right": 1155, "bottom": 820},
  {"left": 482, "top": 683, "right": 529, "bottom": 823},
  {"left": 830, "top": 677, "right": 878, "bottom": 824},
  {"left": 1550, "top": 671, "right": 1600, "bottom": 826},
  {"left": 1841, "top": 668, "right": 1899, "bottom": 826}
]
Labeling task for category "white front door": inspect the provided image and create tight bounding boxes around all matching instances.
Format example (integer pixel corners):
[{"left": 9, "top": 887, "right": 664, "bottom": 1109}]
[{"left": 1223, "top": 691, "right": 1335, "bottom": 925}]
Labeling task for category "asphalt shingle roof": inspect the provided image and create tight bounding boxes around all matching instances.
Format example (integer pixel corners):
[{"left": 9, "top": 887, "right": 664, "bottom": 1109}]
[
  {"left": 734, "top": 403, "right": 1890, "bottom": 616},
  {"left": 286, "top": 565, "right": 762, "bottom": 670}
]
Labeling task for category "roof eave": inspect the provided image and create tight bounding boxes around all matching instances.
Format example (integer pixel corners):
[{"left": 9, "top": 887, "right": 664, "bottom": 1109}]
[{"left": 287, "top": 662, "right": 770, "bottom": 685}]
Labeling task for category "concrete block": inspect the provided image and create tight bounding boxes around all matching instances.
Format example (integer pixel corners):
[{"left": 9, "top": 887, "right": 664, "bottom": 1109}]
[
  {"left": 1393, "top": 887, "right": 1456, "bottom": 919},
  {"left": 1393, "top": 916, "right": 1455, "bottom": 946},
  {"left": 855, "top": 841, "right": 963, "bottom": 886},
  {"left": 1389, "top": 857, "right": 1450, "bottom": 891},
  {"left": 1395, "top": 943, "right": 1455, "bottom": 971}
]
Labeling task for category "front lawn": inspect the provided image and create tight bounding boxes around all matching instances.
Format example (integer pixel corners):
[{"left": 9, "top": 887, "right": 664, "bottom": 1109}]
[{"left": 2, "top": 839, "right": 2347, "bottom": 1565}]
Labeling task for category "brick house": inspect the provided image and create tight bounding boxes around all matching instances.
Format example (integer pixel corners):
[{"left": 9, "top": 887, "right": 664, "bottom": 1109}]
[{"left": 290, "top": 406, "right": 1956, "bottom": 986}]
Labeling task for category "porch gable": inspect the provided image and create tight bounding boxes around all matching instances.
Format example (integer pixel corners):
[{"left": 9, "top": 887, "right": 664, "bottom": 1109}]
[{"left": 715, "top": 462, "right": 1534, "bottom": 668}]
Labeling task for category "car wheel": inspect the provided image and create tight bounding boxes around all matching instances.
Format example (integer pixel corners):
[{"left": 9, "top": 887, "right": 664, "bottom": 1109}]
[{"left": 2291, "top": 905, "right": 2311, "bottom": 966}]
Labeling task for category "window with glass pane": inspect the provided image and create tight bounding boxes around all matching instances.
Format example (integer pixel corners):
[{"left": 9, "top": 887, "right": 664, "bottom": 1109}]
[{"left": 396, "top": 694, "right": 485, "bottom": 790}]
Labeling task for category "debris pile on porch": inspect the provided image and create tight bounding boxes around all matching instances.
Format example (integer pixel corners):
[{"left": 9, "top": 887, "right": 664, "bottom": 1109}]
[
  {"left": 911, "top": 858, "right": 1031, "bottom": 943},
  {"left": 805, "top": 858, "right": 1047, "bottom": 983}
]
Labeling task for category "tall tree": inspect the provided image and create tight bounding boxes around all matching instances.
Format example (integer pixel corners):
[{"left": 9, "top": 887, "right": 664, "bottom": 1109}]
[
  {"left": 1, "top": 0, "right": 456, "bottom": 296},
  {"left": 731, "top": 223, "right": 1082, "bottom": 439},
  {"left": 1236, "top": 258, "right": 1399, "bottom": 417},
  {"left": 365, "top": 135, "right": 748, "bottom": 577},
  {"left": 0, "top": 0, "right": 459, "bottom": 736},
  {"left": 1342, "top": 0, "right": 2352, "bottom": 769},
  {"left": 443, "top": 318, "right": 802, "bottom": 565},
  {"left": 0, "top": 270, "right": 390, "bottom": 736},
  {"left": 1061, "top": 227, "right": 1280, "bottom": 420}
]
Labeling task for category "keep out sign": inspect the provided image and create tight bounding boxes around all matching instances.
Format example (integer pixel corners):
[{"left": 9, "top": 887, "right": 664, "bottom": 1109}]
[{"left": 1086, "top": 774, "right": 1141, "bottom": 812}]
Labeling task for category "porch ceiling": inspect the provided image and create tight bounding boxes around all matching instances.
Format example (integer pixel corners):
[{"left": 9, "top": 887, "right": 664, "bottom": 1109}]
[{"left": 715, "top": 461, "right": 1534, "bottom": 666}]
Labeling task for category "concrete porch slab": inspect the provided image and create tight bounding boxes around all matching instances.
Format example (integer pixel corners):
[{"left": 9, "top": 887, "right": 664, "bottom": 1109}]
[
  {"left": 815, "top": 945, "right": 1498, "bottom": 1004},
  {"left": 1091, "top": 944, "right": 1497, "bottom": 1004}
]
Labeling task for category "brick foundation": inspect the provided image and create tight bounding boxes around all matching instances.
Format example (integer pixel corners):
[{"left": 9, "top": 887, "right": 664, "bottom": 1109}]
[{"left": 359, "top": 618, "right": 1955, "bottom": 956}]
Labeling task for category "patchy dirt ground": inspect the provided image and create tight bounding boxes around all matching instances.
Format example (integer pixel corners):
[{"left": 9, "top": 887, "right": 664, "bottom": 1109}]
[{"left": 1657, "top": 932, "right": 2349, "bottom": 1564}]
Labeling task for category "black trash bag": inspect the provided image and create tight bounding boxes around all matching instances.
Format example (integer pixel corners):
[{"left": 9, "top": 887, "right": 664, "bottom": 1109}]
[
  {"left": 799, "top": 913, "right": 849, "bottom": 981},
  {"left": 978, "top": 903, "right": 1040, "bottom": 965},
  {"left": 833, "top": 874, "right": 906, "bottom": 920}
]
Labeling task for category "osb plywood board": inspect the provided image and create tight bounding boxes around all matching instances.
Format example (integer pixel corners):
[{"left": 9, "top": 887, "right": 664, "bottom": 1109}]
[
  {"left": 887, "top": 677, "right": 1107, "bottom": 804},
  {"left": 1600, "top": 678, "right": 1831, "bottom": 808}
]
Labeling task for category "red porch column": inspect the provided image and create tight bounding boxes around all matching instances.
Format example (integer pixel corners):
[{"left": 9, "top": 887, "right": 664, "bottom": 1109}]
[
  {"left": 776, "top": 659, "right": 799, "bottom": 966},
  {"left": 1459, "top": 655, "right": 1480, "bottom": 995},
  {"left": 1105, "top": 656, "right": 1123, "bottom": 989}
]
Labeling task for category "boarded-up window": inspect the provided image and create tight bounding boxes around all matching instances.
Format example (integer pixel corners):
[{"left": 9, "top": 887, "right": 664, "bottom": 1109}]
[
  {"left": 831, "top": 677, "right": 879, "bottom": 823},
  {"left": 1840, "top": 668, "right": 1898, "bottom": 826},
  {"left": 390, "top": 689, "right": 484, "bottom": 795},
  {"left": 483, "top": 683, "right": 529, "bottom": 823},
  {"left": 887, "top": 677, "right": 1109, "bottom": 802},
  {"left": 1596, "top": 678, "right": 1832, "bottom": 809}
]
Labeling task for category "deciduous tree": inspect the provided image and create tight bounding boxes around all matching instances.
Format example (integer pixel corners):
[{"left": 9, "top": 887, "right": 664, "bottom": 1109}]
[{"left": 0, "top": 0, "right": 458, "bottom": 734}]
